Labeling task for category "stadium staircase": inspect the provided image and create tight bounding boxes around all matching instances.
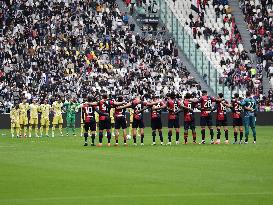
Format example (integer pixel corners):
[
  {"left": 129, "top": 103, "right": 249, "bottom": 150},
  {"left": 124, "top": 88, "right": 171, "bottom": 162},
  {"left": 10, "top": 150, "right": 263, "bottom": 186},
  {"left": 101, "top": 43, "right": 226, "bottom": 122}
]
[
  {"left": 229, "top": 0, "right": 271, "bottom": 95},
  {"left": 116, "top": 0, "right": 215, "bottom": 96}
]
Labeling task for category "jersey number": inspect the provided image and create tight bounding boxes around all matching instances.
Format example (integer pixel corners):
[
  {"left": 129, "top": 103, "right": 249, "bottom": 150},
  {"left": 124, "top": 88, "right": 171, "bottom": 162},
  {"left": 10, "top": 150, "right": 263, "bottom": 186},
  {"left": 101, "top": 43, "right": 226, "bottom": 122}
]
[
  {"left": 204, "top": 100, "right": 212, "bottom": 108},
  {"left": 86, "top": 107, "right": 93, "bottom": 116}
]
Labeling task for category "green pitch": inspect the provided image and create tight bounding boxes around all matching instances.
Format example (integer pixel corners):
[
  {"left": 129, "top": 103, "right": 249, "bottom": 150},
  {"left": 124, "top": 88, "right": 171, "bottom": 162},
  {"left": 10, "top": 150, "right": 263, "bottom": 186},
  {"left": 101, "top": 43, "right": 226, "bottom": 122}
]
[{"left": 0, "top": 126, "right": 273, "bottom": 205}]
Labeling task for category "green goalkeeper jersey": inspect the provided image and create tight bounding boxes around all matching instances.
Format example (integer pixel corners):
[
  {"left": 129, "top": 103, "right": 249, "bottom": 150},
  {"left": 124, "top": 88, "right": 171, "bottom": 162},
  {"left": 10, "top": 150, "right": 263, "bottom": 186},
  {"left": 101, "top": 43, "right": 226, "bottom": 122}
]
[{"left": 64, "top": 101, "right": 81, "bottom": 118}]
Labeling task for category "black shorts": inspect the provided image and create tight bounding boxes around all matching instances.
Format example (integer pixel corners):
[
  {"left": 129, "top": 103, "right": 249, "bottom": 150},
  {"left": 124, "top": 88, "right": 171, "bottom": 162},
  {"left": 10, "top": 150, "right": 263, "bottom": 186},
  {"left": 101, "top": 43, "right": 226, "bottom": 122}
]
[
  {"left": 184, "top": 120, "right": 195, "bottom": 130},
  {"left": 99, "top": 119, "right": 111, "bottom": 130},
  {"left": 132, "top": 118, "right": 144, "bottom": 128},
  {"left": 200, "top": 116, "right": 213, "bottom": 127},
  {"left": 233, "top": 118, "right": 243, "bottom": 127},
  {"left": 84, "top": 119, "right": 96, "bottom": 132},
  {"left": 151, "top": 118, "right": 162, "bottom": 130},
  {"left": 216, "top": 119, "right": 227, "bottom": 127},
  {"left": 115, "top": 117, "right": 127, "bottom": 129},
  {"left": 168, "top": 118, "right": 180, "bottom": 128}
]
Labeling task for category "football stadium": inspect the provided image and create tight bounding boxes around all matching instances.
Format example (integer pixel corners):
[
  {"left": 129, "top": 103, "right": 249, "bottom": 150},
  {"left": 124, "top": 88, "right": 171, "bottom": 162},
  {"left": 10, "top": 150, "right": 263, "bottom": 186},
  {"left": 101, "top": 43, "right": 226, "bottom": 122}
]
[{"left": 0, "top": 0, "right": 273, "bottom": 204}]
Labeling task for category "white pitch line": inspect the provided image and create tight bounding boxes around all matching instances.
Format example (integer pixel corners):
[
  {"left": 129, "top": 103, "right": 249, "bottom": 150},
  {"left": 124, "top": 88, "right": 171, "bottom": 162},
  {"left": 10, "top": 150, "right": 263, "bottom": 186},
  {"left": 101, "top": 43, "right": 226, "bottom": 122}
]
[
  {"left": 0, "top": 146, "right": 16, "bottom": 148},
  {"left": 0, "top": 192, "right": 272, "bottom": 202}
]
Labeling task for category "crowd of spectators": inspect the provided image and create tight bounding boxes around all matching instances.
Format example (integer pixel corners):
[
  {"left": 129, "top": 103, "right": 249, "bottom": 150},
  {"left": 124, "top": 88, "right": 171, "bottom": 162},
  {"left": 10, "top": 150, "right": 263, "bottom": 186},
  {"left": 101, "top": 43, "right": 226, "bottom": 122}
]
[
  {"left": 189, "top": 0, "right": 262, "bottom": 94},
  {"left": 0, "top": 0, "right": 201, "bottom": 112},
  {"left": 239, "top": 0, "right": 273, "bottom": 100}
]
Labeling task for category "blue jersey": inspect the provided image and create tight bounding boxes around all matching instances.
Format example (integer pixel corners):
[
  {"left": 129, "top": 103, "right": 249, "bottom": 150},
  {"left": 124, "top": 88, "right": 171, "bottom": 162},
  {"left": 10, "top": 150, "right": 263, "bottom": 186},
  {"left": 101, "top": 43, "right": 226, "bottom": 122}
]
[{"left": 240, "top": 97, "right": 257, "bottom": 117}]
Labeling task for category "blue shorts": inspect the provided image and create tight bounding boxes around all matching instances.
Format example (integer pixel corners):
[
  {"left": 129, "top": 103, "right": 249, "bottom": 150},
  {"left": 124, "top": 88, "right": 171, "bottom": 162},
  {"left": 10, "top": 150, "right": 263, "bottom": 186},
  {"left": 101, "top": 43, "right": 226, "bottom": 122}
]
[{"left": 244, "top": 116, "right": 256, "bottom": 128}]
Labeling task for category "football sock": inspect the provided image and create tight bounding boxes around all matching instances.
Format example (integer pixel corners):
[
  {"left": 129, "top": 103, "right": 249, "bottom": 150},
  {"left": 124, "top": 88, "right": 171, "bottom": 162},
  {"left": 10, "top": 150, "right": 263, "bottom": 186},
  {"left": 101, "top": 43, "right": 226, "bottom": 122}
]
[
  {"left": 159, "top": 131, "right": 163, "bottom": 142},
  {"left": 80, "top": 124, "right": 84, "bottom": 136},
  {"left": 217, "top": 128, "right": 221, "bottom": 139},
  {"left": 224, "top": 129, "right": 228, "bottom": 140},
  {"left": 91, "top": 134, "right": 95, "bottom": 144},
  {"left": 210, "top": 129, "right": 214, "bottom": 140},
  {"left": 245, "top": 126, "right": 249, "bottom": 142},
  {"left": 29, "top": 126, "right": 32, "bottom": 135},
  {"left": 176, "top": 132, "right": 179, "bottom": 141},
  {"left": 141, "top": 134, "right": 144, "bottom": 143},
  {"left": 201, "top": 129, "right": 205, "bottom": 141},
  {"left": 251, "top": 127, "right": 256, "bottom": 141},
  {"left": 11, "top": 127, "right": 14, "bottom": 135},
  {"left": 168, "top": 131, "right": 172, "bottom": 142},
  {"left": 129, "top": 125, "right": 132, "bottom": 136},
  {"left": 59, "top": 124, "right": 63, "bottom": 133},
  {"left": 16, "top": 127, "right": 20, "bottom": 136},
  {"left": 35, "top": 126, "right": 38, "bottom": 135},
  {"left": 240, "top": 131, "right": 243, "bottom": 141},
  {"left": 24, "top": 126, "right": 27, "bottom": 136},
  {"left": 52, "top": 125, "right": 55, "bottom": 134},
  {"left": 116, "top": 139, "right": 118, "bottom": 143},
  {"left": 184, "top": 132, "right": 188, "bottom": 143},
  {"left": 234, "top": 132, "right": 238, "bottom": 141},
  {"left": 72, "top": 124, "right": 75, "bottom": 135},
  {"left": 152, "top": 131, "right": 156, "bottom": 143},
  {"left": 99, "top": 132, "right": 103, "bottom": 143},
  {"left": 124, "top": 139, "right": 127, "bottom": 144},
  {"left": 107, "top": 131, "right": 111, "bottom": 143},
  {"left": 84, "top": 133, "right": 88, "bottom": 142},
  {"left": 40, "top": 126, "right": 44, "bottom": 136},
  {"left": 46, "top": 126, "right": 49, "bottom": 135},
  {"left": 66, "top": 124, "right": 70, "bottom": 135},
  {"left": 133, "top": 135, "right": 136, "bottom": 143},
  {"left": 192, "top": 131, "right": 196, "bottom": 142}
]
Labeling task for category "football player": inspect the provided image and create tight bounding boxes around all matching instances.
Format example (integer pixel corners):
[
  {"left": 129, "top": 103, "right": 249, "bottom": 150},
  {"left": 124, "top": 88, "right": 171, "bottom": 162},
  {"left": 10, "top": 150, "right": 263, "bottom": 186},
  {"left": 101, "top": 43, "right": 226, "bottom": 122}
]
[
  {"left": 113, "top": 96, "right": 127, "bottom": 146},
  {"left": 64, "top": 97, "right": 81, "bottom": 136},
  {"left": 191, "top": 90, "right": 223, "bottom": 144},
  {"left": 150, "top": 95, "right": 165, "bottom": 145},
  {"left": 212, "top": 93, "right": 230, "bottom": 144},
  {"left": 178, "top": 93, "right": 197, "bottom": 144},
  {"left": 10, "top": 104, "right": 20, "bottom": 138},
  {"left": 239, "top": 91, "right": 258, "bottom": 144},
  {"left": 82, "top": 96, "right": 103, "bottom": 146},
  {"left": 29, "top": 98, "right": 39, "bottom": 138},
  {"left": 39, "top": 99, "right": 51, "bottom": 137},
  {"left": 52, "top": 97, "right": 64, "bottom": 137},
  {"left": 165, "top": 92, "right": 181, "bottom": 145},
  {"left": 19, "top": 98, "right": 29, "bottom": 137}
]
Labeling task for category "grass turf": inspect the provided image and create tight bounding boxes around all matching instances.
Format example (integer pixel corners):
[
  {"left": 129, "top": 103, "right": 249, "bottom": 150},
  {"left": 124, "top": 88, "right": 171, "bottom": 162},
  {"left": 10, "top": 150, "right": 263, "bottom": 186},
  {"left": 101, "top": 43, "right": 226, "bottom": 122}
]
[{"left": 0, "top": 126, "right": 273, "bottom": 205}]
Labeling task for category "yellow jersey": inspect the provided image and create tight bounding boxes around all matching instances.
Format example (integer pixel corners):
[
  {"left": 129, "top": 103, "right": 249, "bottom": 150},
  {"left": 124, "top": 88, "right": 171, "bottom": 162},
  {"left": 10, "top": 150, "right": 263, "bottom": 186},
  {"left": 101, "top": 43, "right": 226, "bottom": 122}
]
[
  {"left": 10, "top": 107, "right": 20, "bottom": 123},
  {"left": 52, "top": 101, "right": 63, "bottom": 116},
  {"left": 39, "top": 104, "right": 51, "bottom": 119},
  {"left": 110, "top": 108, "right": 114, "bottom": 123},
  {"left": 19, "top": 103, "right": 29, "bottom": 118},
  {"left": 29, "top": 103, "right": 39, "bottom": 119}
]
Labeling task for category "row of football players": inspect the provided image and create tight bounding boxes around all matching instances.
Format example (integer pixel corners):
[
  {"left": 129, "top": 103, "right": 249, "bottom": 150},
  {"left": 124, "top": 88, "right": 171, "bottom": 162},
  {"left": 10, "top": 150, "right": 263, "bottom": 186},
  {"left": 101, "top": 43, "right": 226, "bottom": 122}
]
[
  {"left": 10, "top": 98, "right": 68, "bottom": 138},
  {"left": 81, "top": 90, "right": 257, "bottom": 146}
]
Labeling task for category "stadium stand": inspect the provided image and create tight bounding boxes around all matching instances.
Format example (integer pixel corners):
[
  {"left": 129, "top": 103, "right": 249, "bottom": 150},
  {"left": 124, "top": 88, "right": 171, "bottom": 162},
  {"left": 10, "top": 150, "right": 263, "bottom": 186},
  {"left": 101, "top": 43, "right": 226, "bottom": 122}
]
[
  {"left": 162, "top": 0, "right": 264, "bottom": 95},
  {"left": 239, "top": 0, "right": 273, "bottom": 90},
  {"left": 0, "top": 0, "right": 201, "bottom": 112}
]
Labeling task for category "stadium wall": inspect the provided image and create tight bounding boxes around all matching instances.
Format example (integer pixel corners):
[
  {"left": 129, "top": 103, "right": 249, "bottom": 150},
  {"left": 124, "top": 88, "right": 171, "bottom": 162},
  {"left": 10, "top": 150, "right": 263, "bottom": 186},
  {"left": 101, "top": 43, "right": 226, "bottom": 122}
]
[{"left": 0, "top": 112, "right": 273, "bottom": 129}]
